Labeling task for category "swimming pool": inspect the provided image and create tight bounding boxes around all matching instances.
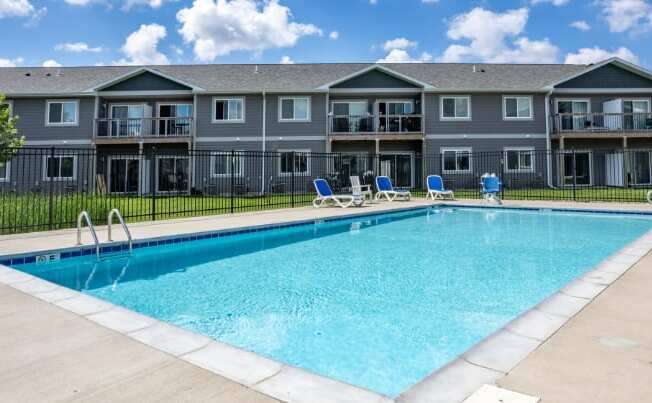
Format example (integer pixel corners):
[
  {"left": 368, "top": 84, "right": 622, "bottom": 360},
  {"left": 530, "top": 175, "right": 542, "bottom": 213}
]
[{"left": 8, "top": 206, "right": 652, "bottom": 397}]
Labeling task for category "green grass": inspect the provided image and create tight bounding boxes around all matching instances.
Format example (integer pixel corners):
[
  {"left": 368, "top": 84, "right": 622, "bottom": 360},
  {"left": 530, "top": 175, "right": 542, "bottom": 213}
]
[{"left": 0, "top": 187, "right": 649, "bottom": 235}]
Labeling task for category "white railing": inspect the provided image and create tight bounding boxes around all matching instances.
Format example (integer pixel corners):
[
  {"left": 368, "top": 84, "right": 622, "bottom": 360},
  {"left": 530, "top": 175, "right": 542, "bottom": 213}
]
[
  {"left": 553, "top": 113, "right": 652, "bottom": 133},
  {"left": 329, "top": 114, "right": 423, "bottom": 134},
  {"left": 94, "top": 117, "right": 194, "bottom": 138}
]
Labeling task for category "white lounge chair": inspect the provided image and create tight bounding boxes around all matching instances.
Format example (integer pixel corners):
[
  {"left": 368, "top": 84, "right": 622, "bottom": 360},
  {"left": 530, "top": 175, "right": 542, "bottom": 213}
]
[
  {"left": 374, "top": 176, "right": 411, "bottom": 202},
  {"left": 350, "top": 176, "right": 373, "bottom": 203},
  {"left": 312, "top": 179, "right": 363, "bottom": 208},
  {"left": 426, "top": 175, "right": 454, "bottom": 200}
]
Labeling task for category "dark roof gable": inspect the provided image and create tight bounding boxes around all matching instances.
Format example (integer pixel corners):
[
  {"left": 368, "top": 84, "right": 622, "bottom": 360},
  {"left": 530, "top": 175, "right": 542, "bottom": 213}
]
[
  {"left": 555, "top": 63, "right": 652, "bottom": 89},
  {"left": 101, "top": 71, "right": 193, "bottom": 91},
  {"left": 332, "top": 68, "right": 420, "bottom": 89}
]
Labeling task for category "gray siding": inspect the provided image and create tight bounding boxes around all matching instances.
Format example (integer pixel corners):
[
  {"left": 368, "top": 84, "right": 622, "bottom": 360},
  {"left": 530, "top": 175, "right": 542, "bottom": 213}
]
[
  {"left": 102, "top": 72, "right": 192, "bottom": 91},
  {"left": 424, "top": 93, "right": 546, "bottom": 135},
  {"left": 195, "top": 94, "right": 263, "bottom": 139},
  {"left": 12, "top": 97, "right": 95, "bottom": 142},
  {"left": 332, "top": 69, "right": 419, "bottom": 89},
  {"left": 556, "top": 64, "right": 652, "bottom": 88},
  {"left": 266, "top": 94, "right": 327, "bottom": 139}
]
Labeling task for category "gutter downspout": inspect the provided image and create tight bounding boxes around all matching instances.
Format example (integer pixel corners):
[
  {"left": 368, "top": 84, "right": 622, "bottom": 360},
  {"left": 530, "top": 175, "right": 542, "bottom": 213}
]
[
  {"left": 544, "top": 89, "right": 555, "bottom": 188},
  {"left": 261, "top": 91, "right": 266, "bottom": 195}
]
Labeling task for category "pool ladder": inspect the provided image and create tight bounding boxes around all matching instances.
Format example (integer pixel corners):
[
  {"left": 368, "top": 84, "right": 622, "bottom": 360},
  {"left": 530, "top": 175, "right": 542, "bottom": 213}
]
[{"left": 77, "top": 209, "right": 133, "bottom": 261}]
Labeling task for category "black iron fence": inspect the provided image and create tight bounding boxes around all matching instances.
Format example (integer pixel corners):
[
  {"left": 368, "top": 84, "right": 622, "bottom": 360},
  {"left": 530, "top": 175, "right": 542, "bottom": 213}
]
[{"left": 0, "top": 147, "right": 651, "bottom": 234}]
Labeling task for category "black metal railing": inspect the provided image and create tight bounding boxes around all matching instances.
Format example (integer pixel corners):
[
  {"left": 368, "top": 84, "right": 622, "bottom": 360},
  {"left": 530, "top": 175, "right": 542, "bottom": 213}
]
[
  {"left": 1, "top": 147, "right": 651, "bottom": 234},
  {"left": 94, "top": 117, "right": 194, "bottom": 138},
  {"left": 553, "top": 113, "right": 652, "bottom": 133},
  {"left": 329, "top": 114, "right": 423, "bottom": 134}
]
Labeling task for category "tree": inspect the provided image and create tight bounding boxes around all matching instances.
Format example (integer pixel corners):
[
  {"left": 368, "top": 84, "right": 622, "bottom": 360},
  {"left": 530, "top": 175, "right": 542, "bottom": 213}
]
[{"left": 0, "top": 93, "right": 24, "bottom": 163}]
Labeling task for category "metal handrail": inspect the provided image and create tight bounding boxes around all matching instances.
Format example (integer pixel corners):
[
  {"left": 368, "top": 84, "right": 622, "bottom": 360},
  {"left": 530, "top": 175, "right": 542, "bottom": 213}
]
[
  {"left": 94, "top": 117, "right": 194, "bottom": 138},
  {"left": 77, "top": 211, "right": 100, "bottom": 260},
  {"left": 107, "top": 208, "right": 133, "bottom": 254}
]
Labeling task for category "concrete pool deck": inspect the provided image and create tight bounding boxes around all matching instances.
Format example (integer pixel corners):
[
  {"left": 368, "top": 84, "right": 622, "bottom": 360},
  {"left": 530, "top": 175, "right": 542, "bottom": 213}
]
[{"left": 1, "top": 198, "right": 652, "bottom": 402}]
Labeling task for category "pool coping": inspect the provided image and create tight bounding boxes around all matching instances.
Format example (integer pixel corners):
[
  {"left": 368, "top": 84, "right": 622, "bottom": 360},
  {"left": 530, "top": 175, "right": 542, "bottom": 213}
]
[{"left": 1, "top": 203, "right": 651, "bottom": 403}]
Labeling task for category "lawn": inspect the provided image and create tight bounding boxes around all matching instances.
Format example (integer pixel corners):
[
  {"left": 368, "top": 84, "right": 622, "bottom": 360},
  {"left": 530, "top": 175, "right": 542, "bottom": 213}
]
[{"left": 0, "top": 187, "right": 649, "bottom": 235}]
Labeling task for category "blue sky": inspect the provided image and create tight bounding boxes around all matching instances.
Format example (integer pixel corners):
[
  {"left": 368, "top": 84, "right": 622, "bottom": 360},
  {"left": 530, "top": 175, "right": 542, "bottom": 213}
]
[{"left": 0, "top": 0, "right": 651, "bottom": 68}]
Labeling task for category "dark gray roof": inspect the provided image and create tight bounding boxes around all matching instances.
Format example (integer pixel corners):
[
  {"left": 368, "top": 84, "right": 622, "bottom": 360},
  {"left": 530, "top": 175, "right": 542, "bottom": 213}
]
[{"left": 0, "top": 62, "right": 589, "bottom": 95}]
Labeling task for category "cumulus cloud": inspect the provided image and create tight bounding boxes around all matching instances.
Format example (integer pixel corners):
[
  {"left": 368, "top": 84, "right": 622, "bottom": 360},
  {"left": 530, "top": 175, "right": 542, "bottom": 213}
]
[
  {"left": 115, "top": 23, "right": 169, "bottom": 65},
  {"left": 438, "top": 7, "right": 559, "bottom": 63},
  {"left": 570, "top": 20, "right": 590, "bottom": 31},
  {"left": 531, "top": 0, "right": 569, "bottom": 5},
  {"left": 382, "top": 37, "right": 417, "bottom": 52},
  {"left": 64, "top": 0, "right": 175, "bottom": 9},
  {"left": 55, "top": 42, "right": 103, "bottom": 53},
  {"left": 0, "top": 56, "right": 24, "bottom": 67},
  {"left": 329, "top": 31, "right": 339, "bottom": 40},
  {"left": 599, "top": 0, "right": 652, "bottom": 33},
  {"left": 42, "top": 59, "right": 62, "bottom": 67},
  {"left": 177, "top": 0, "right": 322, "bottom": 62},
  {"left": 564, "top": 46, "right": 639, "bottom": 65},
  {"left": 0, "top": 0, "right": 46, "bottom": 25},
  {"left": 378, "top": 49, "right": 432, "bottom": 63},
  {"left": 280, "top": 55, "right": 294, "bottom": 64}
]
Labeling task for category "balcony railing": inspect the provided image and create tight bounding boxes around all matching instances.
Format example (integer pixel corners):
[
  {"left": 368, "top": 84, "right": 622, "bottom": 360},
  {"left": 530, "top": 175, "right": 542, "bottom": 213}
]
[
  {"left": 553, "top": 113, "right": 652, "bottom": 134},
  {"left": 329, "top": 114, "right": 423, "bottom": 134},
  {"left": 94, "top": 117, "right": 194, "bottom": 139}
]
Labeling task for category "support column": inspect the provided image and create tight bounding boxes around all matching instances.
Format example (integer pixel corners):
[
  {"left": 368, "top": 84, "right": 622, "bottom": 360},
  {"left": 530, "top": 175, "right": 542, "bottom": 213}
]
[
  {"left": 623, "top": 136, "right": 629, "bottom": 188},
  {"left": 559, "top": 136, "right": 565, "bottom": 150},
  {"left": 375, "top": 138, "right": 380, "bottom": 154},
  {"left": 422, "top": 138, "right": 427, "bottom": 190}
]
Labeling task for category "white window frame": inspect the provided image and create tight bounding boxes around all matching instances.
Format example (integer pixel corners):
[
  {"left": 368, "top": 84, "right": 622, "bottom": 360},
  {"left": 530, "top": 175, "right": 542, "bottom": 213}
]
[
  {"left": 210, "top": 151, "right": 244, "bottom": 177},
  {"left": 503, "top": 95, "right": 534, "bottom": 120},
  {"left": 441, "top": 147, "right": 473, "bottom": 174},
  {"left": 45, "top": 99, "right": 79, "bottom": 126},
  {"left": 278, "top": 149, "right": 311, "bottom": 176},
  {"left": 1, "top": 100, "right": 13, "bottom": 116},
  {"left": 440, "top": 96, "right": 471, "bottom": 120},
  {"left": 561, "top": 150, "right": 593, "bottom": 187},
  {"left": 156, "top": 102, "right": 194, "bottom": 117},
  {"left": 504, "top": 147, "right": 535, "bottom": 173},
  {"left": 42, "top": 155, "right": 77, "bottom": 181},
  {"left": 554, "top": 98, "right": 591, "bottom": 114},
  {"left": 330, "top": 100, "right": 368, "bottom": 116},
  {"left": 0, "top": 160, "right": 10, "bottom": 182},
  {"left": 622, "top": 98, "right": 652, "bottom": 112},
  {"left": 212, "top": 97, "right": 245, "bottom": 123},
  {"left": 278, "top": 96, "right": 311, "bottom": 122}
]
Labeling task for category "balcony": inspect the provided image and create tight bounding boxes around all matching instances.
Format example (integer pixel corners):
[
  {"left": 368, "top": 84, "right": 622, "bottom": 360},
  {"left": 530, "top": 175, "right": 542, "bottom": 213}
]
[
  {"left": 553, "top": 113, "right": 652, "bottom": 136},
  {"left": 329, "top": 114, "right": 423, "bottom": 137},
  {"left": 94, "top": 117, "right": 194, "bottom": 142}
]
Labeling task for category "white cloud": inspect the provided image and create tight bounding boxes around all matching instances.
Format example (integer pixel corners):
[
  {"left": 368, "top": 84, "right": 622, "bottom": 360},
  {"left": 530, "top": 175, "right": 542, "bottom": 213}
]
[
  {"left": 0, "top": 0, "right": 46, "bottom": 24},
  {"left": 421, "top": 0, "right": 439, "bottom": 4},
  {"left": 599, "top": 0, "right": 652, "bottom": 33},
  {"left": 369, "top": 0, "right": 377, "bottom": 4},
  {"left": 438, "top": 7, "right": 559, "bottom": 63},
  {"left": 564, "top": 46, "right": 639, "bottom": 65},
  {"left": 329, "top": 30, "right": 339, "bottom": 40},
  {"left": 280, "top": 55, "right": 294, "bottom": 64},
  {"left": 177, "top": 0, "right": 322, "bottom": 62},
  {"left": 115, "top": 23, "right": 169, "bottom": 65},
  {"left": 382, "top": 37, "right": 417, "bottom": 51},
  {"left": 0, "top": 56, "right": 24, "bottom": 67},
  {"left": 570, "top": 20, "right": 590, "bottom": 31},
  {"left": 42, "top": 59, "right": 62, "bottom": 67},
  {"left": 64, "top": 0, "right": 175, "bottom": 10},
  {"left": 123, "top": 0, "right": 175, "bottom": 10},
  {"left": 55, "top": 42, "right": 103, "bottom": 53},
  {"left": 378, "top": 49, "right": 432, "bottom": 63},
  {"left": 531, "top": 0, "right": 569, "bottom": 6}
]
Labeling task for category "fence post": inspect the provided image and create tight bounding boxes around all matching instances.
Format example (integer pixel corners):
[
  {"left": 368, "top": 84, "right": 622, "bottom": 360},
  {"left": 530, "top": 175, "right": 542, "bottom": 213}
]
[
  {"left": 572, "top": 149, "right": 577, "bottom": 202},
  {"left": 499, "top": 151, "right": 505, "bottom": 201},
  {"left": 48, "top": 146, "right": 55, "bottom": 230},
  {"left": 291, "top": 151, "right": 295, "bottom": 208},
  {"left": 151, "top": 147, "right": 157, "bottom": 221},
  {"left": 230, "top": 149, "right": 235, "bottom": 214}
]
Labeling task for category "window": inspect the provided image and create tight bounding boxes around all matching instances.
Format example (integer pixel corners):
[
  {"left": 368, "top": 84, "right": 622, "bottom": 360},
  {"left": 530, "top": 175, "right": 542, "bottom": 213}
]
[
  {"left": 504, "top": 147, "right": 535, "bottom": 172},
  {"left": 157, "top": 157, "right": 189, "bottom": 192},
  {"left": 46, "top": 100, "right": 78, "bottom": 126},
  {"left": 440, "top": 96, "right": 470, "bottom": 120},
  {"left": 279, "top": 150, "right": 310, "bottom": 175},
  {"left": 211, "top": 152, "right": 244, "bottom": 177},
  {"left": 43, "top": 155, "right": 76, "bottom": 181},
  {"left": 159, "top": 103, "right": 193, "bottom": 135},
  {"left": 279, "top": 97, "right": 310, "bottom": 121},
  {"left": 0, "top": 160, "right": 9, "bottom": 182},
  {"left": 213, "top": 98, "right": 244, "bottom": 122},
  {"left": 441, "top": 148, "right": 472, "bottom": 173},
  {"left": 503, "top": 96, "right": 533, "bottom": 119}
]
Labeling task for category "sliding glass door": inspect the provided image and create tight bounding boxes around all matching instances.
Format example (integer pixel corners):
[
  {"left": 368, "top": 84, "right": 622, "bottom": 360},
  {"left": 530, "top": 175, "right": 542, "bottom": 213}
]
[
  {"left": 563, "top": 152, "right": 592, "bottom": 186},
  {"left": 557, "top": 100, "right": 590, "bottom": 131},
  {"left": 379, "top": 153, "right": 413, "bottom": 188}
]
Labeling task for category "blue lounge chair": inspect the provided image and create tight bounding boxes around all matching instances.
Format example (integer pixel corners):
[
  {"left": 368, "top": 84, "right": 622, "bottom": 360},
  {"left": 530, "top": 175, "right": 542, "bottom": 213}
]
[
  {"left": 375, "top": 176, "right": 411, "bottom": 202},
  {"left": 426, "top": 175, "right": 454, "bottom": 200},
  {"left": 313, "top": 179, "right": 363, "bottom": 208},
  {"left": 481, "top": 174, "right": 502, "bottom": 204}
]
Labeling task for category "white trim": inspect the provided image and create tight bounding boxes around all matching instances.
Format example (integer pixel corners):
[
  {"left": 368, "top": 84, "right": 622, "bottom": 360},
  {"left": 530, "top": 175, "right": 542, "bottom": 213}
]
[
  {"left": 502, "top": 95, "right": 533, "bottom": 120},
  {"left": 26, "top": 139, "right": 92, "bottom": 145},
  {"left": 560, "top": 150, "right": 593, "bottom": 187},
  {"left": 328, "top": 88, "right": 422, "bottom": 94},
  {"left": 42, "top": 154, "right": 77, "bottom": 181},
  {"left": 45, "top": 99, "right": 80, "bottom": 126},
  {"left": 97, "top": 90, "right": 193, "bottom": 97},
  {"left": 195, "top": 135, "right": 325, "bottom": 143},
  {"left": 277, "top": 149, "right": 311, "bottom": 176},
  {"left": 278, "top": 96, "right": 311, "bottom": 122},
  {"left": 425, "top": 134, "right": 546, "bottom": 139},
  {"left": 106, "top": 156, "right": 141, "bottom": 195},
  {"left": 503, "top": 146, "right": 535, "bottom": 173},
  {"left": 0, "top": 160, "right": 10, "bottom": 182},
  {"left": 546, "top": 57, "right": 652, "bottom": 89},
  {"left": 1, "top": 99, "right": 13, "bottom": 116},
  {"left": 552, "top": 88, "right": 652, "bottom": 94},
  {"left": 212, "top": 97, "right": 245, "bottom": 123},
  {"left": 440, "top": 147, "right": 473, "bottom": 174},
  {"left": 439, "top": 95, "right": 471, "bottom": 120},
  {"left": 210, "top": 151, "right": 244, "bottom": 178},
  {"left": 621, "top": 98, "right": 652, "bottom": 113},
  {"left": 318, "top": 64, "right": 434, "bottom": 90},
  {"left": 88, "top": 67, "right": 204, "bottom": 92}
]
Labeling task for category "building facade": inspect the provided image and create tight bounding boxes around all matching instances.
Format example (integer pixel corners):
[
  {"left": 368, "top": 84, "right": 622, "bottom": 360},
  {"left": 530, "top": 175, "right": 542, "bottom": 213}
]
[{"left": 1, "top": 58, "right": 652, "bottom": 194}]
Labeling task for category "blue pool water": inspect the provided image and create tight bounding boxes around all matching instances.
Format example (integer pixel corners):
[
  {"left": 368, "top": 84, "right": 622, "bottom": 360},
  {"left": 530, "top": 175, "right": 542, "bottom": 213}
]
[{"left": 11, "top": 207, "right": 652, "bottom": 396}]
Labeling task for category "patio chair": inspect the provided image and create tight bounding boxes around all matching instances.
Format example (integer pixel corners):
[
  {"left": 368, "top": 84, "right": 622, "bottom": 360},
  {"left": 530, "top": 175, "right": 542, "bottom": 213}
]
[
  {"left": 480, "top": 173, "right": 502, "bottom": 204},
  {"left": 312, "top": 179, "right": 363, "bottom": 208},
  {"left": 426, "top": 175, "right": 454, "bottom": 200},
  {"left": 374, "top": 176, "right": 411, "bottom": 202},
  {"left": 350, "top": 176, "right": 373, "bottom": 203}
]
